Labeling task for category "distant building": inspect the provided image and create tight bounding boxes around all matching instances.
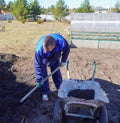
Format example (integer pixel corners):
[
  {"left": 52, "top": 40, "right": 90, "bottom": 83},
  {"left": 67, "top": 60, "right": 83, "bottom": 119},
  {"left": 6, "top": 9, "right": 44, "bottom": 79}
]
[
  {"left": 37, "top": 13, "right": 70, "bottom": 21},
  {"left": 64, "top": 15, "right": 70, "bottom": 20},
  {"left": 94, "top": 7, "right": 108, "bottom": 13},
  {"left": 37, "top": 14, "right": 54, "bottom": 21}
]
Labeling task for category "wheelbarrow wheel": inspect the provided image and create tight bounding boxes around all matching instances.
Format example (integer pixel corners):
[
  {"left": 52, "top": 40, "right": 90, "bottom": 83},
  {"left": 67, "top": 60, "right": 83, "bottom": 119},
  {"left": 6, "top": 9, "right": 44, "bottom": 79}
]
[
  {"left": 52, "top": 98, "right": 62, "bottom": 123},
  {"left": 95, "top": 105, "right": 108, "bottom": 123}
]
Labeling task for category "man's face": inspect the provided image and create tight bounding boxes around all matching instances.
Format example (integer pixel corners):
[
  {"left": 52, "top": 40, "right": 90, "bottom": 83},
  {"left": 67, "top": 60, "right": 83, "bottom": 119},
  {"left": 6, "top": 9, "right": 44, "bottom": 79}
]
[{"left": 43, "top": 45, "right": 54, "bottom": 53}]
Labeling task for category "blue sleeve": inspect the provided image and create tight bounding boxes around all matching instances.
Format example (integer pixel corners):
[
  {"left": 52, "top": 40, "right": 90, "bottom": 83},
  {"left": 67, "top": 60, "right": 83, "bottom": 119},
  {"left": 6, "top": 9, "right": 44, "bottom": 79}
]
[
  {"left": 34, "top": 51, "right": 46, "bottom": 82},
  {"left": 61, "top": 39, "right": 70, "bottom": 63},
  {"left": 55, "top": 34, "right": 70, "bottom": 63}
]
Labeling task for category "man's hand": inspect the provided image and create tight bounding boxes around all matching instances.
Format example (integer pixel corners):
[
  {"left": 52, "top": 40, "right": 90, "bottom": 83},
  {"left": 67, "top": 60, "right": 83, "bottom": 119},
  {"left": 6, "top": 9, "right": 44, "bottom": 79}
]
[
  {"left": 36, "top": 82, "right": 42, "bottom": 88},
  {"left": 60, "top": 62, "right": 66, "bottom": 67}
]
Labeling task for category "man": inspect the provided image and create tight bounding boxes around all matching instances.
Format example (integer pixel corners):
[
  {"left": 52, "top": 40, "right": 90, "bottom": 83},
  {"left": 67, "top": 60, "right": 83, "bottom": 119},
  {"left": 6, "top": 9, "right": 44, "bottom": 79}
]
[{"left": 34, "top": 33, "right": 70, "bottom": 101}]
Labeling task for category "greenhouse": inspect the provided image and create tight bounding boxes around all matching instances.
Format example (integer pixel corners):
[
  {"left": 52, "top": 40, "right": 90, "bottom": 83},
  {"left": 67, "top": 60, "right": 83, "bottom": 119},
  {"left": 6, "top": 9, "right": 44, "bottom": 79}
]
[{"left": 70, "top": 13, "right": 120, "bottom": 49}]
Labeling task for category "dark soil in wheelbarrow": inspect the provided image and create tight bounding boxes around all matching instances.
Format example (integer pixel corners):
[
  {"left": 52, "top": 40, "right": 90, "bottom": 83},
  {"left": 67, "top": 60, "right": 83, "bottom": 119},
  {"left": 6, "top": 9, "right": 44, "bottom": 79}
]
[{"left": 0, "top": 47, "right": 120, "bottom": 123}]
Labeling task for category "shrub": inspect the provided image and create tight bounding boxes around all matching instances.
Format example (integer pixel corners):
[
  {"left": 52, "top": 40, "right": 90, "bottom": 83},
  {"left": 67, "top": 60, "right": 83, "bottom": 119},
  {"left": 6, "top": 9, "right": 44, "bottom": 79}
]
[
  {"left": 21, "top": 18, "right": 26, "bottom": 24},
  {"left": 37, "top": 18, "right": 42, "bottom": 24},
  {"left": 20, "top": 17, "right": 26, "bottom": 24}
]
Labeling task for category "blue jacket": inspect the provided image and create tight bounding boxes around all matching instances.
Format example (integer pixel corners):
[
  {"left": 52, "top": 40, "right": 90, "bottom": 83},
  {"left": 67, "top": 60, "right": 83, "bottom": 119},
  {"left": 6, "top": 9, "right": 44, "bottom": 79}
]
[{"left": 34, "top": 33, "right": 70, "bottom": 82}]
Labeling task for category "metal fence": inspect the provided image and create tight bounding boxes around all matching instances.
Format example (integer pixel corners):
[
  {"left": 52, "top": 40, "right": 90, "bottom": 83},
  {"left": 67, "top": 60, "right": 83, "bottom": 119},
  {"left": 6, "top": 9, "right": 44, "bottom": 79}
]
[{"left": 0, "top": 14, "right": 14, "bottom": 21}]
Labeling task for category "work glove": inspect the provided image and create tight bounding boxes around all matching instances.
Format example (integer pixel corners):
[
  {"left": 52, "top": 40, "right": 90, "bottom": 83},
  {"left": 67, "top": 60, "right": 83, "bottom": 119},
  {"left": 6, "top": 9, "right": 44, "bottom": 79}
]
[
  {"left": 60, "top": 62, "right": 66, "bottom": 67},
  {"left": 36, "top": 82, "right": 42, "bottom": 88},
  {"left": 47, "top": 62, "right": 51, "bottom": 67}
]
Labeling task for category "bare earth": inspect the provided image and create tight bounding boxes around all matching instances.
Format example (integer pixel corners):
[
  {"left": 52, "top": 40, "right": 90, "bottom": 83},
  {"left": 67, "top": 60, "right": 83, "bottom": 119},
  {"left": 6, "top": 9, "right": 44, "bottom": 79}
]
[{"left": 0, "top": 47, "right": 120, "bottom": 123}]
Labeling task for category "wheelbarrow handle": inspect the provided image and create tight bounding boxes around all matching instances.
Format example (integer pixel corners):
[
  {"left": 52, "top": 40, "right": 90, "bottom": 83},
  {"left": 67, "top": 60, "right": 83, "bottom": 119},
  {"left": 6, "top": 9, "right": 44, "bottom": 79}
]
[
  {"left": 93, "top": 61, "right": 96, "bottom": 72},
  {"left": 92, "top": 60, "right": 96, "bottom": 82},
  {"left": 66, "top": 60, "right": 70, "bottom": 79},
  {"left": 20, "top": 66, "right": 60, "bottom": 103}
]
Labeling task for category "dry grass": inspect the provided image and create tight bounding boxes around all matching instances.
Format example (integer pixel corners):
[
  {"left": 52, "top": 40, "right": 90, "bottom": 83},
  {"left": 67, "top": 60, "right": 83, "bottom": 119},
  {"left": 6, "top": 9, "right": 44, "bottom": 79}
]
[{"left": 0, "top": 20, "right": 69, "bottom": 57}]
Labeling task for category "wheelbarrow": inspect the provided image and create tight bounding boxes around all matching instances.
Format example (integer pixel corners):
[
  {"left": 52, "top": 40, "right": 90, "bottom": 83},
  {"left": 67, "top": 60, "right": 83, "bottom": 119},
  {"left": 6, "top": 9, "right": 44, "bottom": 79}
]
[{"left": 52, "top": 61, "right": 109, "bottom": 123}]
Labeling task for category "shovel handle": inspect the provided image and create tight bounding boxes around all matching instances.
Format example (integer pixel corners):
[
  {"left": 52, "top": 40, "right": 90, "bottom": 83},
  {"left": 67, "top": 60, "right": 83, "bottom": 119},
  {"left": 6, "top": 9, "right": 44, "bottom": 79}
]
[
  {"left": 20, "top": 66, "right": 60, "bottom": 103},
  {"left": 20, "top": 86, "right": 37, "bottom": 103}
]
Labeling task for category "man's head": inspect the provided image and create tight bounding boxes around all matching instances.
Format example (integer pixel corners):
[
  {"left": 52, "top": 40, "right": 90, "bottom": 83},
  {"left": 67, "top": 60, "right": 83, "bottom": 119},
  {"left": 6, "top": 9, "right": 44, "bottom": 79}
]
[{"left": 43, "top": 36, "right": 55, "bottom": 53}]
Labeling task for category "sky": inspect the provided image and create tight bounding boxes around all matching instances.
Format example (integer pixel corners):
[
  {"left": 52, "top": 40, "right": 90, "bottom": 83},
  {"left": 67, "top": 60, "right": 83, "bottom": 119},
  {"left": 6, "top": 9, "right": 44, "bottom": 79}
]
[{"left": 5, "top": 0, "right": 118, "bottom": 9}]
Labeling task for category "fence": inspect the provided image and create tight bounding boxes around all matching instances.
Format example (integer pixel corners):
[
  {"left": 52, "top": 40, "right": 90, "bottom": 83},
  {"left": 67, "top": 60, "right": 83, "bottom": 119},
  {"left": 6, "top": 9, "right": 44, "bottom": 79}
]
[{"left": 0, "top": 14, "right": 14, "bottom": 21}]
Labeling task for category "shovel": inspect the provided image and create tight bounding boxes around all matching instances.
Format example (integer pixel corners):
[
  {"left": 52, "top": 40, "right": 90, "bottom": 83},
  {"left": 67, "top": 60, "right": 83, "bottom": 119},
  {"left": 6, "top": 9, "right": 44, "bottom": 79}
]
[{"left": 20, "top": 66, "right": 60, "bottom": 103}]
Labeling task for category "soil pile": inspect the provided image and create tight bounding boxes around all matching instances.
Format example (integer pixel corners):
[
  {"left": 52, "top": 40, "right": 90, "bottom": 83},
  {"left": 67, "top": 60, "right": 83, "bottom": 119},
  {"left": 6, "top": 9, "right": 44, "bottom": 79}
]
[{"left": 0, "top": 53, "right": 57, "bottom": 123}]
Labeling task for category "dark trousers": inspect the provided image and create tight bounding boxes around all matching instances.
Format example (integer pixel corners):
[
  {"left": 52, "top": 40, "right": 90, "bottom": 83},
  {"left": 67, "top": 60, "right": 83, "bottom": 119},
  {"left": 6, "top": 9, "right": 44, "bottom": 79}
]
[{"left": 41, "top": 61, "right": 62, "bottom": 95}]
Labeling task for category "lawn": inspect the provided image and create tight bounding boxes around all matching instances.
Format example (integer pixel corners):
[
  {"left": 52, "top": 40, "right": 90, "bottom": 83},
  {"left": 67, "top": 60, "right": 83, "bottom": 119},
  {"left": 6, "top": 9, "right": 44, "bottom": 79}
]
[{"left": 0, "top": 20, "right": 69, "bottom": 57}]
